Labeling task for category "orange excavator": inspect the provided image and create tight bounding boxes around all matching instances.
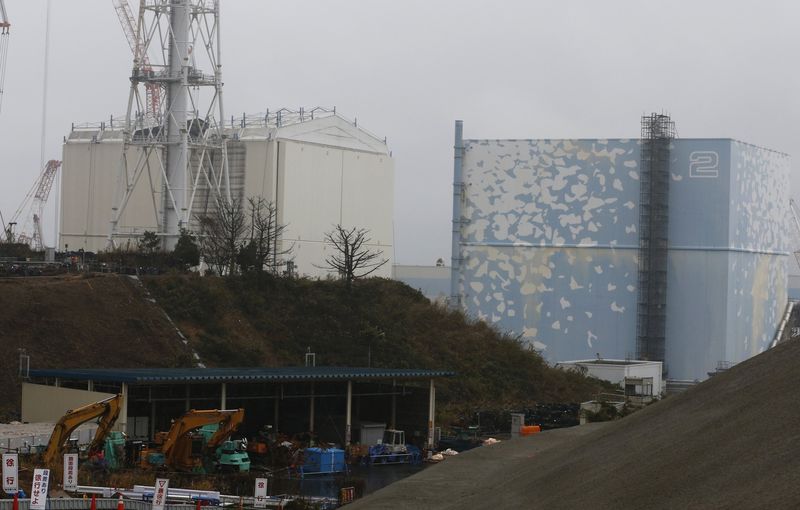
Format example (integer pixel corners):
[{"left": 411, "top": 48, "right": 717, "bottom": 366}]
[
  {"left": 139, "top": 408, "right": 249, "bottom": 472},
  {"left": 42, "top": 394, "right": 123, "bottom": 469}
]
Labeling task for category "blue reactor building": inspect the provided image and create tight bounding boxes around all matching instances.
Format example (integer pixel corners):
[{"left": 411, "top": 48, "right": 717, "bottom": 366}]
[{"left": 450, "top": 118, "right": 790, "bottom": 381}]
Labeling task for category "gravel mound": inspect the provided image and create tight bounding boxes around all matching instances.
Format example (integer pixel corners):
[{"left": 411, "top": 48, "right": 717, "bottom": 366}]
[{"left": 351, "top": 337, "right": 800, "bottom": 509}]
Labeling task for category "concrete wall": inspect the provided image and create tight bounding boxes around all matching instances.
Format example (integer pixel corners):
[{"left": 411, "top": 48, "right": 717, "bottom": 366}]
[
  {"left": 454, "top": 135, "right": 789, "bottom": 381},
  {"left": 21, "top": 383, "right": 114, "bottom": 423}
]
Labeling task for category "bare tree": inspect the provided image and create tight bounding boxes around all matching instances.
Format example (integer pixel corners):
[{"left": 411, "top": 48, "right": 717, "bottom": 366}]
[
  {"left": 198, "top": 197, "right": 247, "bottom": 275},
  {"left": 246, "top": 197, "right": 293, "bottom": 273},
  {"left": 320, "top": 224, "right": 388, "bottom": 289}
]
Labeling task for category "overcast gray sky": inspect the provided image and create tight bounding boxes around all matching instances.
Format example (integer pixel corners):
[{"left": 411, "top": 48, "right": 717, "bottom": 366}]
[{"left": 0, "top": 0, "right": 797, "bottom": 265}]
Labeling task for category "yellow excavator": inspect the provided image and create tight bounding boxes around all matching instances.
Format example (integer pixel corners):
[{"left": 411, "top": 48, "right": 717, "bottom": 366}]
[
  {"left": 42, "top": 394, "right": 123, "bottom": 469},
  {"left": 139, "top": 408, "right": 249, "bottom": 472}
]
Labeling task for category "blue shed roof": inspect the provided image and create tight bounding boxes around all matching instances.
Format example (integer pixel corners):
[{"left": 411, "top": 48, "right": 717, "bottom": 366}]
[{"left": 28, "top": 366, "right": 455, "bottom": 384}]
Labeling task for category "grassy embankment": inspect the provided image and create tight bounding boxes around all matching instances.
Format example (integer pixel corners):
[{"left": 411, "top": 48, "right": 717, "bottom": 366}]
[{"left": 145, "top": 274, "right": 610, "bottom": 422}]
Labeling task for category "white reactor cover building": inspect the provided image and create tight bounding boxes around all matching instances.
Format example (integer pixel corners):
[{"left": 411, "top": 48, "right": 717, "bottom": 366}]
[{"left": 59, "top": 109, "right": 394, "bottom": 278}]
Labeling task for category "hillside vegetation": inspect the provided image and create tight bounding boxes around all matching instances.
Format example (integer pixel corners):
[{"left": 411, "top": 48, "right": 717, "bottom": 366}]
[
  {"left": 0, "top": 273, "right": 610, "bottom": 423},
  {"left": 145, "top": 274, "right": 609, "bottom": 419},
  {"left": 0, "top": 274, "right": 192, "bottom": 420}
]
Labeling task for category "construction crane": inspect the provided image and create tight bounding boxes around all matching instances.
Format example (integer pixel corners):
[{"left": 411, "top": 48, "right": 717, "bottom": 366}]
[
  {"left": 42, "top": 394, "right": 123, "bottom": 469},
  {"left": 10, "top": 160, "right": 61, "bottom": 250},
  {"left": 0, "top": 0, "right": 10, "bottom": 113},
  {"left": 111, "top": 0, "right": 160, "bottom": 120},
  {"left": 0, "top": 209, "right": 8, "bottom": 242}
]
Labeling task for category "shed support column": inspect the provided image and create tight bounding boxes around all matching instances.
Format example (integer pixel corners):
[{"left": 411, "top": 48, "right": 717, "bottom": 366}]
[
  {"left": 345, "top": 380, "right": 352, "bottom": 445},
  {"left": 274, "top": 385, "right": 280, "bottom": 433},
  {"left": 87, "top": 380, "right": 94, "bottom": 392},
  {"left": 391, "top": 379, "right": 397, "bottom": 429},
  {"left": 150, "top": 400, "right": 156, "bottom": 439},
  {"left": 119, "top": 382, "right": 128, "bottom": 434},
  {"left": 427, "top": 378, "right": 435, "bottom": 449},
  {"left": 54, "top": 378, "right": 60, "bottom": 388},
  {"left": 309, "top": 383, "right": 315, "bottom": 433},
  {"left": 220, "top": 382, "right": 227, "bottom": 409}
]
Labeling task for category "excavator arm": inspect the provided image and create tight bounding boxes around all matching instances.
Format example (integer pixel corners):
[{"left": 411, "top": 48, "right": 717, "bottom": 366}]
[
  {"left": 160, "top": 409, "right": 245, "bottom": 462},
  {"left": 42, "top": 394, "right": 123, "bottom": 468},
  {"left": 203, "top": 408, "right": 245, "bottom": 451}
]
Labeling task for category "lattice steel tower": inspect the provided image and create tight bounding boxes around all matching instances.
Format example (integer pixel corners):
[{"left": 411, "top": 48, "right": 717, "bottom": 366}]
[
  {"left": 636, "top": 113, "right": 675, "bottom": 365},
  {"left": 110, "top": 0, "right": 230, "bottom": 248}
]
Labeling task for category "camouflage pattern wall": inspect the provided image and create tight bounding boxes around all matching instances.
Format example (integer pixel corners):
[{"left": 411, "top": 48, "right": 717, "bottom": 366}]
[{"left": 453, "top": 134, "right": 789, "bottom": 380}]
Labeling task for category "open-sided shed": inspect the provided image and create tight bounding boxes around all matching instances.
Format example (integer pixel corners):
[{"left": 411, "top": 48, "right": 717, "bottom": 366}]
[{"left": 23, "top": 366, "right": 454, "bottom": 448}]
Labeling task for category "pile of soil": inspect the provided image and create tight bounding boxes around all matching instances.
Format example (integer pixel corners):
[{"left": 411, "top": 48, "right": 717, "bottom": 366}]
[
  {"left": 0, "top": 274, "right": 193, "bottom": 420},
  {"left": 351, "top": 336, "right": 800, "bottom": 509}
]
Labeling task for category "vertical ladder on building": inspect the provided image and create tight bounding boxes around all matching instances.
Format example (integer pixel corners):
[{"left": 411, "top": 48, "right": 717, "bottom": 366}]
[{"left": 636, "top": 113, "right": 675, "bottom": 366}]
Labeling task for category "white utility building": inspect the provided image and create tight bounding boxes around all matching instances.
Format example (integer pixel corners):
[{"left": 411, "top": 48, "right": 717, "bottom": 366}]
[
  {"left": 556, "top": 359, "right": 664, "bottom": 397},
  {"left": 59, "top": 109, "right": 394, "bottom": 278}
]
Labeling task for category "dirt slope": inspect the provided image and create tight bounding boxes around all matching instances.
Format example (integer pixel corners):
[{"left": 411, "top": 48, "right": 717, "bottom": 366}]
[
  {"left": 351, "top": 336, "right": 800, "bottom": 509},
  {"left": 0, "top": 274, "right": 193, "bottom": 420}
]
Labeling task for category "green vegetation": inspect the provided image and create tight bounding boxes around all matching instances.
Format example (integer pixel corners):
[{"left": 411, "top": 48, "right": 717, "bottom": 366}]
[
  {"left": 145, "top": 274, "right": 612, "bottom": 421},
  {"left": 0, "top": 242, "right": 37, "bottom": 259}
]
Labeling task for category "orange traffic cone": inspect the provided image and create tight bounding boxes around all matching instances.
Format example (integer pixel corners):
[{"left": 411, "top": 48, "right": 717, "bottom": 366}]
[
  {"left": 90, "top": 494, "right": 97, "bottom": 510},
  {"left": 117, "top": 494, "right": 125, "bottom": 510}
]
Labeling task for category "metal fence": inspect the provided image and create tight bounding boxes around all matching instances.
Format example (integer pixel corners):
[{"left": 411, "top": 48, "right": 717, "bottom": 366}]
[
  {"left": 0, "top": 500, "right": 196, "bottom": 510},
  {"left": 0, "top": 497, "right": 335, "bottom": 510},
  {"left": 0, "top": 426, "right": 99, "bottom": 454}
]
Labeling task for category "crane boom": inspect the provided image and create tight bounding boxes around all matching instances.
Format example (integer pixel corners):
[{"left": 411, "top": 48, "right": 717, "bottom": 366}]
[
  {"left": 0, "top": 0, "right": 10, "bottom": 114},
  {"left": 112, "top": 0, "right": 138, "bottom": 55},
  {"left": 111, "top": 0, "right": 160, "bottom": 119},
  {"left": 0, "top": 0, "right": 9, "bottom": 29},
  {"left": 11, "top": 160, "right": 61, "bottom": 250}
]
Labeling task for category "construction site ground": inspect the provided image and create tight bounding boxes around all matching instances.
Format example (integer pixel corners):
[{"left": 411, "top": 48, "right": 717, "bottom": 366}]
[{"left": 350, "top": 335, "right": 800, "bottom": 510}]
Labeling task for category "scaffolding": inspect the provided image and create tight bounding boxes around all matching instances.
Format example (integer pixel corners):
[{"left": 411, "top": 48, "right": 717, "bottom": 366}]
[
  {"left": 109, "top": 0, "right": 230, "bottom": 250},
  {"left": 636, "top": 113, "right": 675, "bottom": 365}
]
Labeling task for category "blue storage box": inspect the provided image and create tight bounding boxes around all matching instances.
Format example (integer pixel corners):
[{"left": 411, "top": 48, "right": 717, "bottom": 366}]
[{"left": 303, "top": 447, "right": 345, "bottom": 474}]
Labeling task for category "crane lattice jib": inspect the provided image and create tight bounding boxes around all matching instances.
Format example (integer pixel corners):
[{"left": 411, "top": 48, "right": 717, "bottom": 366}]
[
  {"left": 112, "top": 0, "right": 160, "bottom": 117},
  {"left": 10, "top": 160, "right": 62, "bottom": 250},
  {"left": 0, "top": 0, "right": 9, "bottom": 30},
  {"left": 34, "top": 160, "right": 61, "bottom": 201},
  {"left": 112, "top": 0, "right": 138, "bottom": 54},
  {"left": 0, "top": 0, "right": 10, "bottom": 115}
]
